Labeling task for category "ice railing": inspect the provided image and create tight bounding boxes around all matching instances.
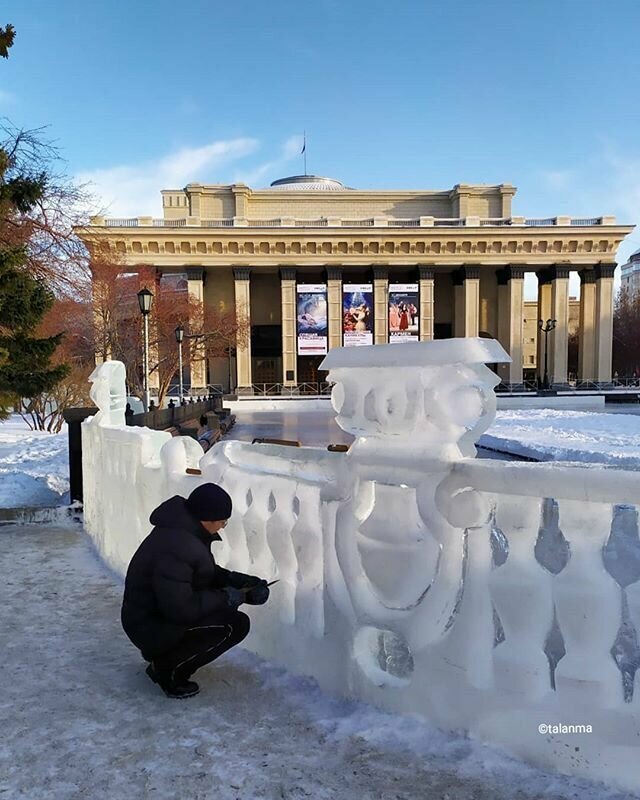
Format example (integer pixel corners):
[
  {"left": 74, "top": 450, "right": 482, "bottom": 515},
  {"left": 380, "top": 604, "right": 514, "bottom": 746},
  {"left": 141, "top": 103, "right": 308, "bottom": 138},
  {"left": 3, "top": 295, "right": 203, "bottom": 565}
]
[{"left": 82, "top": 341, "right": 640, "bottom": 793}]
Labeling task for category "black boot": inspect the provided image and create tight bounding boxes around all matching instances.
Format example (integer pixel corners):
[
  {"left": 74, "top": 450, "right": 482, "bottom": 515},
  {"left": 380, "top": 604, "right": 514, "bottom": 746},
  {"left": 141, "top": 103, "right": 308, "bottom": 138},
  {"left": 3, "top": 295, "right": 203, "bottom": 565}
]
[{"left": 145, "top": 663, "right": 200, "bottom": 699}]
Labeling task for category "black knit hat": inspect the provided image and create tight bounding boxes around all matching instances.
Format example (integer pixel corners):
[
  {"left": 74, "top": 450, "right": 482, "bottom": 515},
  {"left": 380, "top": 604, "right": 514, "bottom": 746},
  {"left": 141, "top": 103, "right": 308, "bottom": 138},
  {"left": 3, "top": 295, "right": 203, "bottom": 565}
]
[{"left": 185, "top": 483, "right": 232, "bottom": 521}]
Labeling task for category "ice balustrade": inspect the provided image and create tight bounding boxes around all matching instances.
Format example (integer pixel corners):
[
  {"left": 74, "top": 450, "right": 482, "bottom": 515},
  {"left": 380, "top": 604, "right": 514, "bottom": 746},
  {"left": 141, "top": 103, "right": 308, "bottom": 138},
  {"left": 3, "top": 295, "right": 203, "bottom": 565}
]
[{"left": 82, "top": 340, "right": 640, "bottom": 793}]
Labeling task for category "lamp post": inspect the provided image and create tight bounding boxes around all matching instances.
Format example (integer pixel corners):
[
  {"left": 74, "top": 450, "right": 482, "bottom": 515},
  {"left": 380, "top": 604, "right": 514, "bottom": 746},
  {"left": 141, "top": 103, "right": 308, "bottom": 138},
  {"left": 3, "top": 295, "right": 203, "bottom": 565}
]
[
  {"left": 538, "top": 318, "right": 557, "bottom": 390},
  {"left": 137, "top": 287, "right": 153, "bottom": 411},
  {"left": 175, "top": 324, "right": 185, "bottom": 402}
]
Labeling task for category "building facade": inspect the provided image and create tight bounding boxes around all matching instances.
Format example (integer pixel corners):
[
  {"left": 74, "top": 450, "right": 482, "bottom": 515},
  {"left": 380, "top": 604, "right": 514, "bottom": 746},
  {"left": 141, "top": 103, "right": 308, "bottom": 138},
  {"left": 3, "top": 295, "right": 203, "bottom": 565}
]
[
  {"left": 78, "top": 175, "right": 633, "bottom": 392},
  {"left": 522, "top": 299, "right": 580, "bottom": 383},
  {"left": 621, "top": 247, "right": 640, "bottom": 295}
]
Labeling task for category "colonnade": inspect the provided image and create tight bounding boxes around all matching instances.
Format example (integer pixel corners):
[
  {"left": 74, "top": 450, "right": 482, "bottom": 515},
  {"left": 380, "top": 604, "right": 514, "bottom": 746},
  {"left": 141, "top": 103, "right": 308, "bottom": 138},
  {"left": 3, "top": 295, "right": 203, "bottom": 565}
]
[{"left": 182, "top": 263, "right": 616, "bottom": 391}]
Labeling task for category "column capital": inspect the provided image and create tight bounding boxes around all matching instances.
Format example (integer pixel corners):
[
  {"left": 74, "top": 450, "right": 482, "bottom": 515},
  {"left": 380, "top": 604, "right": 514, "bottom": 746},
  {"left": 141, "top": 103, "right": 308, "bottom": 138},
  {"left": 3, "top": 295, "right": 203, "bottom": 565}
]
[
  {"left": 536, "top": 268, "right": 553, "bottom": 285},
  {"left": 233, "top": 267, "right": 251, "bottom": 282},
  {"left": 551, "top": 265, "right": 570, "bottom": 281},
  {"left": 497, "top": 266, "right": 525, "bottom": 285},
  {"left": 579, "top": 269, "right": 597, "bottom": 285},
  {"left": 280, "top": 267, "right": 297, "bottom": 281},
  {"left": 453, "top": 266, "right": 480, "bottom": 284},
  {"left": 595, "top": 263, "right": 617, "bottom": 280},
  {"left": 186, "top": 267, "right": 204, "bottom": 282},
  {"left": 418, "top": 266, "right": 434, "bottom": 281},
  {"left": 372, "top": 266, "right": 388, "bottom": 281},
  {"left": 326, "top": 266, "right": 343, "bottom": 281}
]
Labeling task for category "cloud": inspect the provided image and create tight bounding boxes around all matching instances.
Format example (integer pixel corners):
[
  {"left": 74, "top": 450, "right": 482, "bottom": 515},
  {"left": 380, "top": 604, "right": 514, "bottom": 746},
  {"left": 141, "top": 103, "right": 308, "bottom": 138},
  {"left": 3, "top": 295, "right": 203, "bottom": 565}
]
[
  {"left": 0, "top": 89, "right": 14, "bottom": 105},
  {"left": 233, "top": 134, "right": 305, "bottom": 186},
  {"left": 76, "top": 137, "right": 259, "bottom": 217},
  {"left": 540, "top": 169, "right": 575, "bottom": 191}
]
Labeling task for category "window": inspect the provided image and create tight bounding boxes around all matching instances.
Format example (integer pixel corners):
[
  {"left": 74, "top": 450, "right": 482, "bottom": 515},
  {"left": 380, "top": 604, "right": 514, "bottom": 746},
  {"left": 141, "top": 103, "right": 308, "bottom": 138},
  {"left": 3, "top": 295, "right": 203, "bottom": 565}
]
[{"left": 529, "top": 356, "right": 535, "bottom": 365}]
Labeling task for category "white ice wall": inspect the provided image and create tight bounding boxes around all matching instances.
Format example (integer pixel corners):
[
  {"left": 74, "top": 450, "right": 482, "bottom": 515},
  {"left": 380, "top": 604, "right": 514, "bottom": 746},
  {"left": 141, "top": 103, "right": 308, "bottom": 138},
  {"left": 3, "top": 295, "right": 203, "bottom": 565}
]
[{"left": 82, "top": 341, "right": 640, "bottom": 794}]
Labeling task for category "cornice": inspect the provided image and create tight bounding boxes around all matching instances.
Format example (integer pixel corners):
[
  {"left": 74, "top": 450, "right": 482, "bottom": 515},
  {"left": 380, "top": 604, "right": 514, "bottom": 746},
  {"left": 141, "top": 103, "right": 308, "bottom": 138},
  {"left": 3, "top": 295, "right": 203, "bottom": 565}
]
[{"left": 77, "top": 226, "right": 632, "bottom": 267}]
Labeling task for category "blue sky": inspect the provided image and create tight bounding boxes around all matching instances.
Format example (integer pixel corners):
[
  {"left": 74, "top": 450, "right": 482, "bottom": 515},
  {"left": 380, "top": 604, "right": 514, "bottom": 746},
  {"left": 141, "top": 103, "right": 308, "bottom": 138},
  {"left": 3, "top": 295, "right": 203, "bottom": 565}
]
[{"left": 2, "top": 0, "right": 640, "bottom": 278}]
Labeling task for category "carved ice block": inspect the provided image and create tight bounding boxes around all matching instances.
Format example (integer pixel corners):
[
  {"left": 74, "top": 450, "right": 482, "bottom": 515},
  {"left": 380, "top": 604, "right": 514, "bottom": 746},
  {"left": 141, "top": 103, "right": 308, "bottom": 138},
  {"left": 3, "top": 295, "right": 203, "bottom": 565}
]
[
  {"left": 320, "top": 338, "right": 510, "bottom": 462},
  {"left": 88, "top": 361, "right": 128, "bottom": 427}
]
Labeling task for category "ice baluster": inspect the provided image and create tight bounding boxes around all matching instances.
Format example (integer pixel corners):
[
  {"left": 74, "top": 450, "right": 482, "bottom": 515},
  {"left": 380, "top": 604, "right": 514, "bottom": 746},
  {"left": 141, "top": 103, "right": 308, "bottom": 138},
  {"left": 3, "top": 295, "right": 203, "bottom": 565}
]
[{"left": 488, "top": 495, "right": 554, "bottom": 700}]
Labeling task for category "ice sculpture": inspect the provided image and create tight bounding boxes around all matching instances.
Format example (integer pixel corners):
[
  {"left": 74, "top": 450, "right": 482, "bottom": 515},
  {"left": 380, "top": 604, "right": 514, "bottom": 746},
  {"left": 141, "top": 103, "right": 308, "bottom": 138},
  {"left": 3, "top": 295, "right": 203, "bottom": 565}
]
[{"left": 81, "top": 340, "right": 640, "bottom": 794}]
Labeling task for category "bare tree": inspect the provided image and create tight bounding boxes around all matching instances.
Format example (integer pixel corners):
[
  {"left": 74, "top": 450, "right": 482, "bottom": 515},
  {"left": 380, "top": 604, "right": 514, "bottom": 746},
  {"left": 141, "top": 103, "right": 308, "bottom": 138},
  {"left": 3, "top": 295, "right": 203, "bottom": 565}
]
[
  {"left": 0, "top": 122, "right": 97, "bottom": 292},
  {"left": 613, "top": 288, "right": 640, "bottom": 378},
  {"left": 89, "top": 255, "right": 250, "bottom": 405}
]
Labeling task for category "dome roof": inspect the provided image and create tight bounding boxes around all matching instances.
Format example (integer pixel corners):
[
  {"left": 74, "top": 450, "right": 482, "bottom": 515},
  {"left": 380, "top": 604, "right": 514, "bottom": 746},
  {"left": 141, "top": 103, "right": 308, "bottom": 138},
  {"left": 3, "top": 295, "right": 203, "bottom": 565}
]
[{"left": 266, "top": 175, "right": 352, "bottom": 191}]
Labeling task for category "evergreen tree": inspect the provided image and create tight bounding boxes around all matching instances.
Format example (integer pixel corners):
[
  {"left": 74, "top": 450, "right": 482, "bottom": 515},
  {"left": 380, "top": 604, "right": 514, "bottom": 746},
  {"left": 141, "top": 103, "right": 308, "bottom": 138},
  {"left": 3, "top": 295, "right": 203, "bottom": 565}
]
[
  {"left": 0, "top": 144, "right": 68, "bottom": 414},
  {"left": 0, "top": 24, "right": 15, "bottom": 59}
]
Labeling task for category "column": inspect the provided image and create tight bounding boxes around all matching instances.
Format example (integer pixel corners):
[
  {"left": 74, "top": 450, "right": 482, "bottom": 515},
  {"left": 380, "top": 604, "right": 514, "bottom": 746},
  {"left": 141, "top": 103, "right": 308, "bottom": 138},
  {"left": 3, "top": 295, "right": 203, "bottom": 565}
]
[
  {"left": 186, "top": 267, "right": 207, "bottom": 391},
  {"left": 496, "top": 267, "right": 524, "bottom": 386},
  {"left": 595, "top": 263, "right": 616, "bottom": 383},
  {"left": 280, "top": 267, "right": 297, "bottom": 386},
  {"left": 233, "top": 267, "right": 252, "bottom": 390},
  {"left": 536, "top": 269, "right": 552, "bottom": 383},
  {"left": 549, "top": 266, "right": 570, "bottom": 386},
  {"left": 373, "top": 267, "right": 388, "bottom": 344},
  {"left": 418, "top": 266, "right": 434, "bottom": 341},
  {"left": 326, "top": 267, "right": 343, "bottom": 351},
  {"left": 453, "top": 267, "right": 480, "bottom": 338},
  {"left": 578, "top": 269, "right": 597, "bottom": 383}
]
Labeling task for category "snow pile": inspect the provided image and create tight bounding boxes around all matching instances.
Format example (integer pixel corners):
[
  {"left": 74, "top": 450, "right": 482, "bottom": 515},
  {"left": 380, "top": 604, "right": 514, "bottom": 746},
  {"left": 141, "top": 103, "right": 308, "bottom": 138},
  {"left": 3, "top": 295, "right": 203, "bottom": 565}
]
[
  {"left": 481, "top": 409, "right": 640, "bottom": 468},
  {"left": 0, "top": 415, "right": 69, "bottom": 508}
]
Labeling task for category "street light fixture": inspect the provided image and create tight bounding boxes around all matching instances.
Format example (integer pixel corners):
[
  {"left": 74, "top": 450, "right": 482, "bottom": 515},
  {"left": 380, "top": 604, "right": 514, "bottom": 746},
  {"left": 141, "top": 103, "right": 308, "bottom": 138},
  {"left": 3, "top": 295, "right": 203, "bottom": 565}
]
[
  {"left": 538, "top": 318, "right": 557, "bottom": 390},
  {"left": 137, "top": 288, "right": 153, "bottom": 411},
  {"left": 175, "top": 323, "right": 185, "bottom": 401}
]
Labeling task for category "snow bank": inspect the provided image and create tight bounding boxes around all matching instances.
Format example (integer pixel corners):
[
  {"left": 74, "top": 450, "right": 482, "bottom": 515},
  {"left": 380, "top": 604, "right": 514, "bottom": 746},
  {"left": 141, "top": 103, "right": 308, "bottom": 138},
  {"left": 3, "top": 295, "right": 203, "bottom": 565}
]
[
  {"left": 0, "top": 415, "right": 69, "bottom": 508},
  {"left": 482, "top": 409, "right": 640, "bottom": 468},
  {"left": 81, "top": 343, "right": 640, "bottom": 795}
]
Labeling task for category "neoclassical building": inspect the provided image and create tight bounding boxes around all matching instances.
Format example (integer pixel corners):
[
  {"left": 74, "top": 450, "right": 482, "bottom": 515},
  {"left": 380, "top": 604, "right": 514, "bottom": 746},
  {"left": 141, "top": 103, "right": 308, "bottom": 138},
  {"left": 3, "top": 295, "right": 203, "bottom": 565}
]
[{"left": 78, "top": 175, "right": 633, "bottom": 392}]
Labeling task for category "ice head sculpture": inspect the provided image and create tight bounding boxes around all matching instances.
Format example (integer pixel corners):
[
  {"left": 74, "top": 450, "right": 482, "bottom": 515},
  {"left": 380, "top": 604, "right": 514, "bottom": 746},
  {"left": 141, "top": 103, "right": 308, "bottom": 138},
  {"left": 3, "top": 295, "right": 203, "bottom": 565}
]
[
  {"left": 320, "top": 338, "right": 510, "bottom": 462},
  {"left": 88, "top": 360, "right": 128, "bottom": 427}
]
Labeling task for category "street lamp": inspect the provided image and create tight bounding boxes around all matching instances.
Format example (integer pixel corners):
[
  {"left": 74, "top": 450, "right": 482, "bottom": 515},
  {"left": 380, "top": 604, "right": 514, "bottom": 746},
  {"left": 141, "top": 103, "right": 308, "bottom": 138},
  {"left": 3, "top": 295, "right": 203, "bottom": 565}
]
[
  {"left": 137, "top": 287, "right": 153, "bottom": 411},
  {"left": 538, "top": 318, "right": 557, "bottom": 390},
  {"left": 175, "top": 323, "right": 185, "bottom": 401}
]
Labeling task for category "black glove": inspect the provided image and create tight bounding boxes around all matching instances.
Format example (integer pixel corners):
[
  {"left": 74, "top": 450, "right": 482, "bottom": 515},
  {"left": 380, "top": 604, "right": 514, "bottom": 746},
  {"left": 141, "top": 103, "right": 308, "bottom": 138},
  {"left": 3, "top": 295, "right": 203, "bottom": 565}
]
[
  {"left": 222, "top": 586, "right": 245, "bottom": 609},
  {"left": 235, "top": 573, "right": 262, "bottom": 589},
  {"left": 244, "top": 580, "right": 270, "bottom": 606}
]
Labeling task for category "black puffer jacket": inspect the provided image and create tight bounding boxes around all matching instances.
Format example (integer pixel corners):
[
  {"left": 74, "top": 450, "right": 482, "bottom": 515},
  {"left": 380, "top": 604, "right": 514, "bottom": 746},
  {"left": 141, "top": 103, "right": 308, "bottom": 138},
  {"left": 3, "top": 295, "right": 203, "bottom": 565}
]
[{"left": 121, "top": 495, "right": 256, "bottom": 659}]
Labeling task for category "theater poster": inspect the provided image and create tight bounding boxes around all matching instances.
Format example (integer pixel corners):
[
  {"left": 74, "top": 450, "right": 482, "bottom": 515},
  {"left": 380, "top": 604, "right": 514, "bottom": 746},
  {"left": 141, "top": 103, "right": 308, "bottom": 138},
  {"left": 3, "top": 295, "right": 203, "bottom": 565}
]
[
  {"left": 343, "top": 283, "right": 373, "bottom": 347},
  {"left": 388, "top": 283, "right": 419, "bottom": 343},
  {"left": 296, "top": 284, "right": 328, "bottom": 355}
]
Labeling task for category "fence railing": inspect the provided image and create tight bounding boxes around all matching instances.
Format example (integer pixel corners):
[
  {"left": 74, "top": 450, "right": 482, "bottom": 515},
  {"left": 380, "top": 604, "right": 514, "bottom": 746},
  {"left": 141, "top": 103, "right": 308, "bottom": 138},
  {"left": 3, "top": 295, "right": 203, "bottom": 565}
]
[
  {"left": 524, "top": 217, "right": 557, "bottom": 226},
  {"left": 97, "top": 215, "right": 613, "bottom": 229},
  {"left": 201, "top": 219, "right": 234, "bottom": 227},
  {"left": 238, "top": 382, "right": 333, "bottom": 396}
]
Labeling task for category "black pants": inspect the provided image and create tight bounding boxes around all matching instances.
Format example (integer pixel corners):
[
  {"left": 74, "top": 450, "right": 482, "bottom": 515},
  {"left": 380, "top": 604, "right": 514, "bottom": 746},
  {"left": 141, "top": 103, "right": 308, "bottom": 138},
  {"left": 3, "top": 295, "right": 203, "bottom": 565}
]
[{"left": 152, "top": 609, "right": 250, "bottom": 684}]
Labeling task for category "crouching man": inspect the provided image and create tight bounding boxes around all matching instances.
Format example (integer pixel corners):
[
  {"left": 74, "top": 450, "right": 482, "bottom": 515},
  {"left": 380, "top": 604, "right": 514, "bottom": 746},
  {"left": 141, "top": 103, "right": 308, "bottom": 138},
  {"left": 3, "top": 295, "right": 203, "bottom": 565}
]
[{"left": 121, "top": 483, "right": 269, "bottom": 699}]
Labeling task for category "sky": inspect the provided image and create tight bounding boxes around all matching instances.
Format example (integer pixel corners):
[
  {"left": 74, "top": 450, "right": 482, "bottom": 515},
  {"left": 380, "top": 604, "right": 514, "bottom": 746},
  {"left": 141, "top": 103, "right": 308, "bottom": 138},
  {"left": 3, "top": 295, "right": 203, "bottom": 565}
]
[{"left": 2, "top": 0, "right": 640, "bottom": 297}]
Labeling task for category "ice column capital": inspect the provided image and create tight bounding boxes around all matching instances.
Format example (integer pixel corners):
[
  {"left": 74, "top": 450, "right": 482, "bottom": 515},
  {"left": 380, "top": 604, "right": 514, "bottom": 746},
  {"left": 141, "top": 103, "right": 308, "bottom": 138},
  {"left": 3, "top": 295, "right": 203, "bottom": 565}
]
[{"left": 320, "top": 338, "right": 510, "bottom": 461}]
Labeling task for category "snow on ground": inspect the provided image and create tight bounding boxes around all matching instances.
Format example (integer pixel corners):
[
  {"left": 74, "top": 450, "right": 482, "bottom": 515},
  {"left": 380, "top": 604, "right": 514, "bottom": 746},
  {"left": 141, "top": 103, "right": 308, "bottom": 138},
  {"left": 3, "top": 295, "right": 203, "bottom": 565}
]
[
  {"left": 1, "top": 522, "right": 637, "bottom": 800},
  {"left": 480, "top": 409, "right": 640, "bottom": 468},
  {"left": 0, "top": 415, "right": 69, "bottom": 508}
]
